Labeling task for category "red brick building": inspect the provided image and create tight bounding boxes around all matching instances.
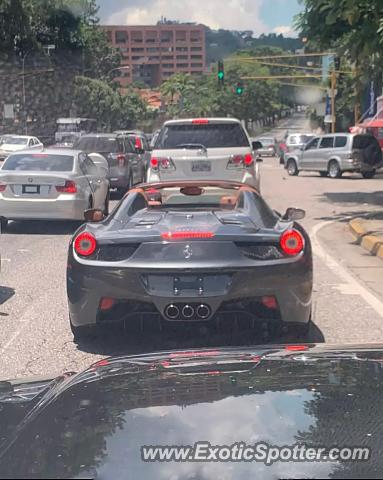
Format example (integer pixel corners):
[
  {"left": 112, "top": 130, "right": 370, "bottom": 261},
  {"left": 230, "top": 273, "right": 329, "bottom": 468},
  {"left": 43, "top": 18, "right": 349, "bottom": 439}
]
[{"left": 102, "top": 24, "right": 206, "bottom": 87}]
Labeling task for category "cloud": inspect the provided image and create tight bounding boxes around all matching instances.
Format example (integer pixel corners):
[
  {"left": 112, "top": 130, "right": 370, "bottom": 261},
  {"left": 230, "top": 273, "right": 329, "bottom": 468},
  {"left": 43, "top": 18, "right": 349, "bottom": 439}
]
[
  {"left": 100, "top": 0, "right": 268, "bottom": 34},
  {"left": 272, "top": 25, "right": 297, "bottom": 37}
]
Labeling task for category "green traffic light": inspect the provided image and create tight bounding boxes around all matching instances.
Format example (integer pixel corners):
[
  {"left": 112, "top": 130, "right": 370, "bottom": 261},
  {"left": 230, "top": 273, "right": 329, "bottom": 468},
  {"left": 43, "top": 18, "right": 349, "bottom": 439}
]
[
  {"left": 218, "top": 71, "right": 224, "bottom": 80},
  {"left": 236, "top": 87, "right": 243, "bottom": 95}
]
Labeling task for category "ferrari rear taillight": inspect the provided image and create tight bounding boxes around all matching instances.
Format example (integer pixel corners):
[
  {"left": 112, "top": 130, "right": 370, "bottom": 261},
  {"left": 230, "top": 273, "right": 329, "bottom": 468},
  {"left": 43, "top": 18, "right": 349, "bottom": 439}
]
[
  {"left": 56, "top": 180, "right": 77, "bottom": 194},
  {"left": 227, "top": 154, "right": 254, "bottom": 169},
  {"left": 162, "top": 231, "right": 214, "bottom": 240},
  {"left": 117, "top": 154, "right": 126, "bottom": 167},
  {"left": 150, "top": 157, "right": 175, "bottom": 171},
  {"left": 280, "top": 229, "right": 304, "bottom": 256},
  {"left": 74, "top": 232, "right": 97, "bottom": 257},
  {"left": 0, "top": 182, "right": 6, "bottom": 192}
]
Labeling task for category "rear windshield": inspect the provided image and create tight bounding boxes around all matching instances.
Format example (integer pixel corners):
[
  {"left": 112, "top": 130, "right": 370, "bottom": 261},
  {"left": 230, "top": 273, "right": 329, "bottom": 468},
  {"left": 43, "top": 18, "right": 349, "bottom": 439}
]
[
  {"left": 2, "top": 136, "right": 29, "bottom": 145},
  {"left": 75, "top": 137, "right": 119, "bottom": 153},
  {"left": 2, "top": 154, "right": 74, "bottom": 172},
  {"left": 258, "top": 138, "right": 274, "bottom": 145},
  {"left": 155, "top": 123, "right": 250, "bottom": 149},
  {"left": 352, "top": 135, "right": 379, "bottom": 149}
]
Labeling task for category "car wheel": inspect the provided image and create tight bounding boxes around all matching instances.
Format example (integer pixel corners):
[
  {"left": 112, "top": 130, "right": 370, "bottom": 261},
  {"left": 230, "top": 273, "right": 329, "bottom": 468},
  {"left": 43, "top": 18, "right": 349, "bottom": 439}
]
[
  {"left": 0, "top": 217, "right": 8, "bottom": 232},
  {"left": 362, "top": 170, "right": 376, "bottom": 179},
  {"left": 328, "top": 160, "right": 342, "bottom": 178},
  {"left": 287, "top": 159, "right": 299, "bottom": 176},
  {"left": 70, "top": 315, "right": 99, "bottom": 341},
  {"left": 319, "top": 171, "right": 327, "bottom": 177}
]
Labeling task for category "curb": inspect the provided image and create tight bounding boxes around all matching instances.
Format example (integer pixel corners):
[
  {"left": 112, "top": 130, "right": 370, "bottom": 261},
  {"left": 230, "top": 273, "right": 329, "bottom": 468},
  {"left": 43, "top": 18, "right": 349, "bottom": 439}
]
[{"left": 349, "top": 218, "right": 383, "bottom": 260}]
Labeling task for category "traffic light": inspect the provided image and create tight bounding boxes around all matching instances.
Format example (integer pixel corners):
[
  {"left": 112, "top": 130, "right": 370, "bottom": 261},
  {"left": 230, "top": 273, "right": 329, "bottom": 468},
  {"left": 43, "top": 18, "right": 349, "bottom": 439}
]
[
  {"left": 217, "top": 60, "right": 224, "bottom": 86},
  {"left": 236, "top": 82, "right": 244, "bottom": 95}
]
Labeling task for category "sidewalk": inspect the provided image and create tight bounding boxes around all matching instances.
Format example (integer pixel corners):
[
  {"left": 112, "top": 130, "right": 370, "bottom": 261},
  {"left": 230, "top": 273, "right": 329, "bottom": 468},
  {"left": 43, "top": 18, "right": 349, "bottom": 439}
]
[{"left": 349, "top": 214, "right": 383, "bottom": 260}]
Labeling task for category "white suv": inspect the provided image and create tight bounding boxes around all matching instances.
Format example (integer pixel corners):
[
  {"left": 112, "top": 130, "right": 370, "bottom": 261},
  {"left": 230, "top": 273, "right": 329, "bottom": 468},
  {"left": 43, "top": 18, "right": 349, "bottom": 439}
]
[{"left": 147, "top": 118, "right": 261, "bottom": 190}]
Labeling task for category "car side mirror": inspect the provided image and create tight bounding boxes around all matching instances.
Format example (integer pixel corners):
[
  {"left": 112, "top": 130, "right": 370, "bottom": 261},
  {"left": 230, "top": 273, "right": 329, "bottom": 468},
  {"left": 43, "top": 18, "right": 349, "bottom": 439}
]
[
  {"left": 252, "top": 141, "right": 263, "bottom": 150},
  {"left": 282, "top": 207, "right": 306, "bottom": 221},
  {"left": 84, "top": 208, "right": 105, "bottom": 222}
]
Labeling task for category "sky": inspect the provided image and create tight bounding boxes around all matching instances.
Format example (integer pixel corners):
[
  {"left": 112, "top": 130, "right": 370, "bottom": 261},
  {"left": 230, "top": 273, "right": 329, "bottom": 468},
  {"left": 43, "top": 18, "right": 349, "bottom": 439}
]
[{"left": 97, "top": 0, "right": 302, "bottom": 37}]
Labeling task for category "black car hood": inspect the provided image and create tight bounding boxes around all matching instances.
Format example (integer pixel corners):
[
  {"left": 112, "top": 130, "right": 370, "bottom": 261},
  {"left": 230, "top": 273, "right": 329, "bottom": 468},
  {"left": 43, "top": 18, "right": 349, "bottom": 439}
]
[{"left": 1, "top": 344, "right": 383, "bottom": 479}]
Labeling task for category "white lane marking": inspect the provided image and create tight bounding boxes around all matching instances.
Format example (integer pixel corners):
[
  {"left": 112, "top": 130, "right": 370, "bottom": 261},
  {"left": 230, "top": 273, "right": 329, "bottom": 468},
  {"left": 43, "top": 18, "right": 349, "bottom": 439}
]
[
  {"left": 0, "top": 305, "right": 35, "bottom": 355},
  {"left": 311, "top": 220, "right": 383, "bottom": 319}
]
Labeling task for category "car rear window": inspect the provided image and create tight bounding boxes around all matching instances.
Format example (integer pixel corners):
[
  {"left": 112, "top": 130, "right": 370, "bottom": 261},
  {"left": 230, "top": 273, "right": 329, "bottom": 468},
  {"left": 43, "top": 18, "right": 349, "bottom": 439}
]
[
  {"left": 258, "top": 138, "right": 274, "bottom": 145},
  {"left": 2, "top": 153, "right": 74, "bottom": 172},
  {"left": 75, "top": 137, "right": 119, "bottom": 153},
  {"left": 352, "top": 135, "right": 379, "bottom": 149},
  {"left": 155, "top": 123, "right": 250, "bottom": 149}
]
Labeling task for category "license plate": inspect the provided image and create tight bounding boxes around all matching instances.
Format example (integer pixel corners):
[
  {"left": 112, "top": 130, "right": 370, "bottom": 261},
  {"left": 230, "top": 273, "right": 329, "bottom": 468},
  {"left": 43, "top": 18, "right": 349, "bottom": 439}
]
[
  {"left": 191, "top": 160, "right": 211, "bottom": 172},
  {"left": 22, "top": 185, "right": 39, "bottom": 194}
]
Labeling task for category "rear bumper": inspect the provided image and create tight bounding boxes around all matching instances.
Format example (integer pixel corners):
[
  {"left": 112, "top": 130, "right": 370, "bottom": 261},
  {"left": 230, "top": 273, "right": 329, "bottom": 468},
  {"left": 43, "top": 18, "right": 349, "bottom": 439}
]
[
  {"left": 0, "top": 195, "right": 88, "bottom": 221},
  {"left": 146, "top": 168, "right": 258, "bottom": 188},
  {"left": 67, "top": 254, "right": 312, "bottom": 328}
]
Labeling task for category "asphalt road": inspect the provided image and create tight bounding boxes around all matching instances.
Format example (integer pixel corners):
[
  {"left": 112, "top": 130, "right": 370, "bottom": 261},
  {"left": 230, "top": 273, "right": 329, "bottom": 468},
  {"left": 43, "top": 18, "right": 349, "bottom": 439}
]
[{"left": 1, "top": 113, "right": 383, "bottom": 380}]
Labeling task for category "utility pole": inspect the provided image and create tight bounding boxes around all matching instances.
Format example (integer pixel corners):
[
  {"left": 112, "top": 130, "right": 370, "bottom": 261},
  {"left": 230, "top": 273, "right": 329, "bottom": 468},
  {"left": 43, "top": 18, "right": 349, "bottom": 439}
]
[{"left": 331, "top": 67, "right": 336, "bottom": 133}]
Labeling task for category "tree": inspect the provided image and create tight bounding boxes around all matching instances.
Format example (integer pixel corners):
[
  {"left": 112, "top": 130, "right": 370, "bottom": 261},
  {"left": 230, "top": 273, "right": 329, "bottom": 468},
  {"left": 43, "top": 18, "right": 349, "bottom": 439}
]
[{"left": 296, "top": 0, "right": 383, "bottom": 122}]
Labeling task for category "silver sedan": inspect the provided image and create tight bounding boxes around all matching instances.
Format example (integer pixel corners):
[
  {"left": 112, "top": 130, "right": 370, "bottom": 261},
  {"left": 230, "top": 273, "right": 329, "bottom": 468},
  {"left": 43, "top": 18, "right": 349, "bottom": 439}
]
[{"left": 0, "top": 149, "right": 110, "bottom": 230}]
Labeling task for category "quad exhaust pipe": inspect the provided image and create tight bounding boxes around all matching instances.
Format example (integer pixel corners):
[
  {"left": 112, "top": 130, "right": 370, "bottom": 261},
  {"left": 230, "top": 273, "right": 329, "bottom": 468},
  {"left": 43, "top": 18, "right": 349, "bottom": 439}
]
[{"left": 164, "top": 303, "right": 212, "bottom": 320}]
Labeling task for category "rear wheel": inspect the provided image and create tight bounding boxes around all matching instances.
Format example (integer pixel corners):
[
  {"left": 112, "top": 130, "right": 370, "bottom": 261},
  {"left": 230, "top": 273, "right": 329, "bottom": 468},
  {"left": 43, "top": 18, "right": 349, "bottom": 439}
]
[
  {"left": 287, "top": 159, "right": 299, "bottom": 176},
  {"left": 0, "top": 217, "right": 8, "bottom": 232},
  {"left": 328, "top": 160, "right": 342, "bottom": 179},
  {"left": 362, "top": 170, "right": 376, "bottom": 179},
  {"left": 319, "top": 171, "right": 327, "bottom": 177}
]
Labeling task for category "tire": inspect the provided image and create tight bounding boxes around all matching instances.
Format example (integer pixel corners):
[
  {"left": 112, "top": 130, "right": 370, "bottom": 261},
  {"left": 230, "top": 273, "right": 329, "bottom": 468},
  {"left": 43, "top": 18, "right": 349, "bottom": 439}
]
[
  {"left": 362, "top": 170, "right": 376, "bottom": 179},
  {"left": 319, "top": 171, "right": 327, "bottom": 177},
  {"left": 328, "top": 160, "right": 342, "bottom": 179},
  {"left": 70, "top": 315, "right": 99, "bottom": 341},
  {"left": 286, "top": 159, "right": 299, "bottom": 176},
  {"left": 0, "top": 217, "right": 8, "bottom": 232}
]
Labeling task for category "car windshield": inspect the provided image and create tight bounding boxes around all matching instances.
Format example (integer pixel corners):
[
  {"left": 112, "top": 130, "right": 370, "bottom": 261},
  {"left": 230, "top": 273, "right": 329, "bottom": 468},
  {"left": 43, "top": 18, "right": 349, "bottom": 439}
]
[
  {"left": 2, "top": 153, "right": 74, "bottom": 171},
  {"left": 2, "top": 137, "right": 29, "bottom": 145},
  {"left": 57, "top": 124, "right": 79, "bottom": 132},
  {"left": 155, "top": 123, "right": 249, "bottom": 148},
  {"left": 74, "top": 137, "right": 118, "bottom": 152},
  {"left": 258, "top": 138, "right": 274, "bottom": 145}
]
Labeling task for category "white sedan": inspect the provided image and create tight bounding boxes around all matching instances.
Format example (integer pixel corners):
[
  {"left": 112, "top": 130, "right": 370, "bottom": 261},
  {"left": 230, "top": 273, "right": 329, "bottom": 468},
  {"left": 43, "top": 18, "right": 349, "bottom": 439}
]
[{"left": 0, "top": 135, "right": 43, "bottom": 161}]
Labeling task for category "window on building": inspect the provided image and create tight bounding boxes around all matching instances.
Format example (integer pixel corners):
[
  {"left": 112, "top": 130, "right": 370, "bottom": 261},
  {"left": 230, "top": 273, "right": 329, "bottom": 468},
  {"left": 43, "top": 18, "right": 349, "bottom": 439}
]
[
  {"left": 162, "top": 64, "right": 174, "bottom": 68},
  {"left": 132, "top": 47, "right": 144, "bottom": 52},
  {"left": 176, "top": 47, "right": 188, "bottom": 52},
  {"left": 176, "top": 55, "right": 188, "bottom": 60},
  {"left": 191, "top": 63, "right": 203, "bottom": 68},
  {"left": 115, "top": 31, "right": 128, "bottom": 43},
  {"left": 191, "top": 55, "right": 202, "bottom": 60},
  {"left": 176, "top": 63, "right": 189, "bottom": 68}
]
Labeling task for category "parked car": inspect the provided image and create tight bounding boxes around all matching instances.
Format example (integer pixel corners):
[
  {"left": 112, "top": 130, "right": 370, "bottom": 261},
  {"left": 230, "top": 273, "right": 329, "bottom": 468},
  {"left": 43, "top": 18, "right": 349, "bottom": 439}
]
[
  {"left": 0, "top": 149, "right": 110, "bottom": 230},
  {"left": 67, "top": 180, "right": 311, "bottom": 340},
  {"left": 148, "top": 118, "right": 261, "bottom": 190},
  {"left": 284, "top": 133, "right": 383, "bottom": 178},
  {"left": 254, "top": 137, "right": 278, "bottom": 157},
  {"left": 280, "top": 133, "right": 316, "bottom": 164},
  {"left": 74, "top": 133, "right": 146, "bottom": 194},
  {"left": 0, "top": 135, "right": 43, "bottom": 162},
  {"left": 2, "top": 343, "right": 382, "bottom": 479}
]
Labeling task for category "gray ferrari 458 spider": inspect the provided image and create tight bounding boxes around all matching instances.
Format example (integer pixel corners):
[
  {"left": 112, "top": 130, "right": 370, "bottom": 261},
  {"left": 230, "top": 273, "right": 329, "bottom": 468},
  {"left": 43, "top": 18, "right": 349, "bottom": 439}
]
[{"left": 67, "top": 180, "right": 313, "bottom": 340}]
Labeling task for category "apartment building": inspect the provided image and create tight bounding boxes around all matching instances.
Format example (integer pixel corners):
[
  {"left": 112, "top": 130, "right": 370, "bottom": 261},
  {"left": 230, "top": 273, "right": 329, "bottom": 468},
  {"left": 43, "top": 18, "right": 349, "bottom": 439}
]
[{"left": 102, "top": 24, "right": 206, "bottom": 87}]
